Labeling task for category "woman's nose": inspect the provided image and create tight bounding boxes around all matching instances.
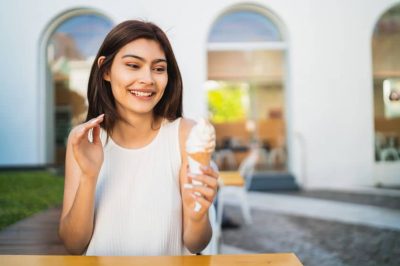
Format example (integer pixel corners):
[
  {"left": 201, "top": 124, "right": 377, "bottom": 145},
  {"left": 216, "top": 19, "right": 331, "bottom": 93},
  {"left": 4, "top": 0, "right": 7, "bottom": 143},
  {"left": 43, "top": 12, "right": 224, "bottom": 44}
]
[{"left": 138, "top": 68, "right": 154, "bottom": 85}]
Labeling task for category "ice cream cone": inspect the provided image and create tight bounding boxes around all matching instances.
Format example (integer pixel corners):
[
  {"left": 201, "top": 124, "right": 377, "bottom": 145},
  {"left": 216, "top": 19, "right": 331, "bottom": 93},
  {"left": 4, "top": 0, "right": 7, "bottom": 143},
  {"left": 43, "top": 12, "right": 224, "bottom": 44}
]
[
  {"left": 185, "top": 118, "right": 216, "bottom": 212},
  {"left": 188, "top": 151, "right": 212, "bottom": 167}
]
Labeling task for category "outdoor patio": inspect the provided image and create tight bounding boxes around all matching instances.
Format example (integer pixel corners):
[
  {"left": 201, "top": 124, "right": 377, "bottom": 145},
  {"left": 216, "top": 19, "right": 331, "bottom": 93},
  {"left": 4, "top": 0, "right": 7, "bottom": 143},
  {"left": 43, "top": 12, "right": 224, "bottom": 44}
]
[{"left": 1, "top": 188, "right": 399, "bottom": 266}]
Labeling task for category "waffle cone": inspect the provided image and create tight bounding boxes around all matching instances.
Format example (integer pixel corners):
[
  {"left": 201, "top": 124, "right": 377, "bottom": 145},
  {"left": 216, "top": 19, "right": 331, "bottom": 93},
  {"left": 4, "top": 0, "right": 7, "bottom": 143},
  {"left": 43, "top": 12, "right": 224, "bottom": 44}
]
[{"left": 188, "top": 151, "right": 212, "bottom": 166}]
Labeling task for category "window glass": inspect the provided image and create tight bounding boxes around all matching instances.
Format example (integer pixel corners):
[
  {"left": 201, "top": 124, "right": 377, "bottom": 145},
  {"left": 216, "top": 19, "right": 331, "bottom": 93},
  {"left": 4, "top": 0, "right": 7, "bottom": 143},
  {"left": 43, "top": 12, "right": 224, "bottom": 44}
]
[
  {"left": 208, "top": 10, "right": 282, "bottom": 43},
  {"left": 207, "top": 10, "right": 287, "bottom": 172},
  {"left": 47, "top": 14, "right": 113, "bottom": 166},
  {"left": 372, "top": 4, "right": 400, "bottom": 162}
]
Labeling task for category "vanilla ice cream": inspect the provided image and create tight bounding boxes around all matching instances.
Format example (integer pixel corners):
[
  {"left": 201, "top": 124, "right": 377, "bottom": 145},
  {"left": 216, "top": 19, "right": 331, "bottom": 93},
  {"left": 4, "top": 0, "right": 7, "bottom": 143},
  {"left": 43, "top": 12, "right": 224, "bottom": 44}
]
[{"left": 186, "top": 118, "right": 216, "bottom": 212}]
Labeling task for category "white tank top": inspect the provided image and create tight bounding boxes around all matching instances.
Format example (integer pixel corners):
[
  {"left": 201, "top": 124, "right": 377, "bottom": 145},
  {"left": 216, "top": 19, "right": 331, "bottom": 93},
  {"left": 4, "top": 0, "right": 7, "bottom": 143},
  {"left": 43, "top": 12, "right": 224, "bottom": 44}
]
[{"left": 85, "top": 118, "right": 188, "bottom": 256}]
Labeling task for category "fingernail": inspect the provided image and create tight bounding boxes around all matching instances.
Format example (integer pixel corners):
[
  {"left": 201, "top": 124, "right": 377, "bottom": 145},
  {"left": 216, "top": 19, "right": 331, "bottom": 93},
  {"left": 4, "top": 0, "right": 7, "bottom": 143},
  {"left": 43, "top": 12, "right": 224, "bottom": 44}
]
[
  {"left": 183, "top": 184, "right": 193, "bottom": 189},
  {"left": 200, "top": 165, "right": 209, "bottom": 171},
  {"left": 194, "top": 191, "right": 201, "bottom": 197},
  {"left": 192, "top": 180, "right": 202, "bottom": 186},
  {"left": 188, "top": 173, "right": 197, "bottom": 178},
  {"left": 190, "top": 193, "right": 197, "bottom": 199},
  {"left": 194, "top": 201, "right": 202, "bottom": 212}
]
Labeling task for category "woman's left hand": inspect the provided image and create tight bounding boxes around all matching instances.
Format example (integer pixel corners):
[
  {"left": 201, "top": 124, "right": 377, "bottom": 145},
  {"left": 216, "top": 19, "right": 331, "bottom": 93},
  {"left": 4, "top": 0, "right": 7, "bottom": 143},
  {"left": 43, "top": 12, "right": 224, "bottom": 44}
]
[{"left": 182, "top": 165, "right": 219, "bottom": 221}]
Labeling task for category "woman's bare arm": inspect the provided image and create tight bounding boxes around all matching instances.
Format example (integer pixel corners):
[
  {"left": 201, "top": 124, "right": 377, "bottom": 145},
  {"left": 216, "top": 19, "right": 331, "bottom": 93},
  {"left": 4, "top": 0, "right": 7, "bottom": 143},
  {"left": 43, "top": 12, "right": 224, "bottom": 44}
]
[
  {"left": 178, "top": 118, "right": 218, "bottom": 253},
  {"left": 59, "top": 115, "right": 104, "bottom": 254}
]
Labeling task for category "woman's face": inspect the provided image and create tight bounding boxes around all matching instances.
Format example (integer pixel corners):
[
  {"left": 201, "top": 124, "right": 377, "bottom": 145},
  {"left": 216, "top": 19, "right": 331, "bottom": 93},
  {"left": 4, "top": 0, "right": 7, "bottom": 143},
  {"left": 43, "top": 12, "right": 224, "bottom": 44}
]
[{"left": 103, "top": 38, "right": 168, "bottom": 118}]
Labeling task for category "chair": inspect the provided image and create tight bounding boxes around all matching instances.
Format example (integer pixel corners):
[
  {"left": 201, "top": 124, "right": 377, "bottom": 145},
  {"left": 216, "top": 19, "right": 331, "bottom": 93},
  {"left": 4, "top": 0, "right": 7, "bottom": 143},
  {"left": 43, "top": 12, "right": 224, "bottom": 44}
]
[
  {"left": 214, "top": 149, "right": 237, "bottom": 170},
  {"left": 375, "top": 132, "right": 400, "bottom": 161},
  {"left": 199, "top": 160, "right": 223, "bottom": 254},
  {"left": 216, "top": 147, "right": 259, "bottom": 229},
  {"left": 201, "top": 204, "right": 219, "bottom": 255}
]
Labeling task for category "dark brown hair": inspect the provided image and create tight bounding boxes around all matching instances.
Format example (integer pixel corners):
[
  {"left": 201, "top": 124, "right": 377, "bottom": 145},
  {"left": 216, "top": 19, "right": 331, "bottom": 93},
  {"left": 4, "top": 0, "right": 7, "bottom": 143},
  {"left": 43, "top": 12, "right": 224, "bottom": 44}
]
[{"left": 86, "top": 20, "right": 183, "bottom": 134}]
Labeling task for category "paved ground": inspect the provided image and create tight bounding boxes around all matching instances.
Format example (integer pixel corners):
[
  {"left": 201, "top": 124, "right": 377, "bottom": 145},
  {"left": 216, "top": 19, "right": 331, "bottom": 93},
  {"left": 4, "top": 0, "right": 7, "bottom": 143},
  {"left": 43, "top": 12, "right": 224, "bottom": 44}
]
[
  {"left": 0, "top": 188, "right": 399, "bottom": 266},
  {"left": 239, "top": 192, "right": 400, "bottom": 231},
  {"left": 222, "top": 206, "right": 400, "bottom": 266},
  {"left": 279, "top": 189, "right": 400, "bottom": 210}
]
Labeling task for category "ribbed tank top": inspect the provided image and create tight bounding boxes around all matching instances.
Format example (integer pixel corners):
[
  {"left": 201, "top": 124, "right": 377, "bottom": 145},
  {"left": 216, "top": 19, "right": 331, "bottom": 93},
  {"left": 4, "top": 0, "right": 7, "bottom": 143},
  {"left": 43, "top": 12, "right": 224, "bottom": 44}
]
[{"left": 85, "top": 118, "right": 187, "bottom": 256}]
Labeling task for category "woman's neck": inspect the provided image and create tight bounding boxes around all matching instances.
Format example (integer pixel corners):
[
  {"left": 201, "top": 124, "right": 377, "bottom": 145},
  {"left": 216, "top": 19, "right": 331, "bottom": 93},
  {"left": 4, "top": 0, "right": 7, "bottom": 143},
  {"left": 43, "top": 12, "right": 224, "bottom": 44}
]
[{"left": 111, "top": 112, "right": 162, "bottom": 149}]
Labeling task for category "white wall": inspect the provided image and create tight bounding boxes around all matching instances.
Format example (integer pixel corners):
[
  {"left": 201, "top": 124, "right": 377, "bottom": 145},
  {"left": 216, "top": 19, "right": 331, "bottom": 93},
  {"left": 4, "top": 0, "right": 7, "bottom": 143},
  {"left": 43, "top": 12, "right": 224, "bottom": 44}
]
[
  {"left": 0, "top": 0, "right": 399, "bottom": 188},
  {"left": 284, "top": 0, "right": 400, "bottom": 188}
]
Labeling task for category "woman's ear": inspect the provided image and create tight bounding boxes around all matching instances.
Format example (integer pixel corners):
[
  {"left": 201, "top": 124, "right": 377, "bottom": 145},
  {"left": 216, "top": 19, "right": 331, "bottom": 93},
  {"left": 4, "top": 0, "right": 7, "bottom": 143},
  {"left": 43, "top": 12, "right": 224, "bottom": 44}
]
[{"left": 98, "top": 56, "right": 110, "bottom": 81}]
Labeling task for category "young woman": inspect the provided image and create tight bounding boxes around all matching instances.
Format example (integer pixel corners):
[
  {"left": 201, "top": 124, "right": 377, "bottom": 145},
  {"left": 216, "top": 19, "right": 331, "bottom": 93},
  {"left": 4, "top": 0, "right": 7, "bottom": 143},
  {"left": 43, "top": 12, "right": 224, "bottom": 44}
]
[{"left": 59, "top": 20, "right": 219, "bottom": 256}]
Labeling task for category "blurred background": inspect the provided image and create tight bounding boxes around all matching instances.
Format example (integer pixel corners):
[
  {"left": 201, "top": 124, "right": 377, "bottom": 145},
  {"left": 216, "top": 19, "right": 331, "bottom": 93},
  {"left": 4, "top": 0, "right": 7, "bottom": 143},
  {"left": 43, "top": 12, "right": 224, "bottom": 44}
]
[{"left": 0, "top": 0, "right": 399, "bottom": 265}]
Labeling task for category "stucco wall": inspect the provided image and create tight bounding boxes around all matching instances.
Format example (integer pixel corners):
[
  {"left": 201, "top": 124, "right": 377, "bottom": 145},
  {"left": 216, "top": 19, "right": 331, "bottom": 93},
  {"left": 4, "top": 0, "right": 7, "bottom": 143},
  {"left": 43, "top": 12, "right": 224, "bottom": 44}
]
[{"left": 1, "top": 0, "right": 399, "bottom": 188}]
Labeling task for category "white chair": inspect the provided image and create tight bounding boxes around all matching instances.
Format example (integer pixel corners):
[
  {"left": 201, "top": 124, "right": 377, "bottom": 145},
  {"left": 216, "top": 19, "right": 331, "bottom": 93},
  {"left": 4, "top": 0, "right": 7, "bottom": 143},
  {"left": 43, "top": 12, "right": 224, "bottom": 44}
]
[
  {"left": 201, "top": 204, "right": 219, "bottom": 255},
  {"left": 217, "top": 148, "right": 258, "bottom": 229},
  {"left": 267, "top": 147, "right": 286, "bottom": 168},
  {"left": 375, "top": 132, "right": 400, "bottom": 161},
  {"left": 199, "top": 161, "right": 222, "bottom": 254},
  {"left": 214, "top": 149, "right": 237, "bottom": 170}
]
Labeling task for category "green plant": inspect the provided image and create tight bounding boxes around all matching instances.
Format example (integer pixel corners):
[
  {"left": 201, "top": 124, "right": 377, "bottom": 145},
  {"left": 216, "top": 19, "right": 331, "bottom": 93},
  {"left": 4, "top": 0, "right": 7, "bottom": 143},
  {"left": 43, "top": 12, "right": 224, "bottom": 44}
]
[{"left": 207, "top": 82, "right": 248, "bottom": 123}]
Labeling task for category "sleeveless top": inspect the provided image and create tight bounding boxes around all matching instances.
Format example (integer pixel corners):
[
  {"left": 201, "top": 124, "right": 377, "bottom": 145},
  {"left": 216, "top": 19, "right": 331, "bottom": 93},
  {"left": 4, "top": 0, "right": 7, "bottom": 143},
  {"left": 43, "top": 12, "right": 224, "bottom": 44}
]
[{"left": 85, "top": 118, "right": 188, "bottom": 256}]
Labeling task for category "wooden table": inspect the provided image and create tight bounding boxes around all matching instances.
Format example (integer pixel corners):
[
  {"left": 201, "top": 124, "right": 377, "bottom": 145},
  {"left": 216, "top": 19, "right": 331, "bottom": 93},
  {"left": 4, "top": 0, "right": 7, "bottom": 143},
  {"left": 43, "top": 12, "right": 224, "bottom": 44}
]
[
  {"left": 219, "top": 171, "right": 245, "bottom": 186},
  {"left": 0, "top": 253, "right": 303, "bottom": 266}
]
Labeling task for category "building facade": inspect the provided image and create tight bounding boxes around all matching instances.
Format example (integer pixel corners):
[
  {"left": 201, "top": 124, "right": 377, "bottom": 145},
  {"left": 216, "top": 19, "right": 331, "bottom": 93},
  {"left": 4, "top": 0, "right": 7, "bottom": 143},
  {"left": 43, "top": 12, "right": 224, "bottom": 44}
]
[{"left": 1, "top": 0, "right": 399, "bottom": 189}]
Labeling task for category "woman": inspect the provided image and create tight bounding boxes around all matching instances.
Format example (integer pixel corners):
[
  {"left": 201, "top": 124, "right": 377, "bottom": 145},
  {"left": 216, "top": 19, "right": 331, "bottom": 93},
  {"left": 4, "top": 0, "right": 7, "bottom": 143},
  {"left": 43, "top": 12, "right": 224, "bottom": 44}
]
[{"left": 59, "top": 20, "right": 219, "bottom": 256}]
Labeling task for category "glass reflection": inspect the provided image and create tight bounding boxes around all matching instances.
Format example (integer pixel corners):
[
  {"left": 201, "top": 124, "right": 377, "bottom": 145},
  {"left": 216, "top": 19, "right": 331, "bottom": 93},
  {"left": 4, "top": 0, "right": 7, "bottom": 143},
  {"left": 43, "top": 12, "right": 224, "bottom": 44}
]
[
  {"left": 208, "top": 10, "right": 282, "bottom": 43},
  {"left": 47, "top": 14, "right": 113, "bottom": 166},
  {"left": 207, "top": 9, "right": 287, "bottom": 175},
  {"left": 373, "top": 4, "right": 400, "bottom": 162}
]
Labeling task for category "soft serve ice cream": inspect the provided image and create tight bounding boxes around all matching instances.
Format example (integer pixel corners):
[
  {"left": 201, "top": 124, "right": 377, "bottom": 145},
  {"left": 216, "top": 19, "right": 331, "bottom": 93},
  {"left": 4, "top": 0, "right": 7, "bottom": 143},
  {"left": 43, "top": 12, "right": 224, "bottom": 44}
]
[{"left": 186, "top": 118, "right": 216, "bottom": 212}]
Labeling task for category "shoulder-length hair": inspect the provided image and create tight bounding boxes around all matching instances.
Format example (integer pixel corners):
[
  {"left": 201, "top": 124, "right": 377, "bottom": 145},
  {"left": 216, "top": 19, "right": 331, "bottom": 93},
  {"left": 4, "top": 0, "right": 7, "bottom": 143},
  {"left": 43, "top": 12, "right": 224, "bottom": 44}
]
[{"left": 86, "top": 20, "right": 183, "bottom": 134}]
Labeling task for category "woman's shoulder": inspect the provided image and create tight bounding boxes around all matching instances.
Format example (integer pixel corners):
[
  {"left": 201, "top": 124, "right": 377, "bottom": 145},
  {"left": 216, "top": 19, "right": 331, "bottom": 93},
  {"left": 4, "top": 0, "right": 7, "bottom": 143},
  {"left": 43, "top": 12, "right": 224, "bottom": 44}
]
[
  {"left": 177, "top": 117, "right": 196, "bottom": 154},
  {"left": 178, "top": 117, "right": 195, "bottom": 139}
]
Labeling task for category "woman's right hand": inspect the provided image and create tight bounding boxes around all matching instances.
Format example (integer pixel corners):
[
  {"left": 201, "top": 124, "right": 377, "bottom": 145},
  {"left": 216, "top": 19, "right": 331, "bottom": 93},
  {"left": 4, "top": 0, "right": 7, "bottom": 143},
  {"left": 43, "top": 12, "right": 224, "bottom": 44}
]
[{"left": 69, "top": 114, "right": 105, "bottom": 181}]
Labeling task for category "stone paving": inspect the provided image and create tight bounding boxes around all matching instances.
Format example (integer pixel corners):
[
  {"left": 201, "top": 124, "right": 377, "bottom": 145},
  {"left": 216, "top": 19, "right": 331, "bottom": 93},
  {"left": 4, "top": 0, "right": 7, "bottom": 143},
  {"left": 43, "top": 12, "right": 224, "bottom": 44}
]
[
  {"left": 233, "top": 192, "right": 400, "bottom": 230},
  {"left": 279, "top": 189, "right": 400, "bottom": 210},
  {"left": 222, "top": 205, "right": 400, "bottom": 266},
  {"left": 221, "top": 189, "right": 400, "bottom": 266}
]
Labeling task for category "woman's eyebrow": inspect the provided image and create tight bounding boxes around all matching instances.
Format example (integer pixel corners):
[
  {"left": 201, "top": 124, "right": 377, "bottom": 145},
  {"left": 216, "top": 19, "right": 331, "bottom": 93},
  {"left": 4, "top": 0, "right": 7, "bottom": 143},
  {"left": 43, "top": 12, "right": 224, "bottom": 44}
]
[
  {"left": 122, "top": 54, "right": 167, "bottom": 63},
  {"left": 153, "top": 58, "right": 167, "bottom": 64}
]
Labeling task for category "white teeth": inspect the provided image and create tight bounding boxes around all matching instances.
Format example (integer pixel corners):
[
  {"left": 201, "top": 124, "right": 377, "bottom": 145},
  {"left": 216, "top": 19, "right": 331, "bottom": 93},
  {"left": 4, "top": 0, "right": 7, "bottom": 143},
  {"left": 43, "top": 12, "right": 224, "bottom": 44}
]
[{"left": 129, "top": 90, "right": 153, "bottom": 97}]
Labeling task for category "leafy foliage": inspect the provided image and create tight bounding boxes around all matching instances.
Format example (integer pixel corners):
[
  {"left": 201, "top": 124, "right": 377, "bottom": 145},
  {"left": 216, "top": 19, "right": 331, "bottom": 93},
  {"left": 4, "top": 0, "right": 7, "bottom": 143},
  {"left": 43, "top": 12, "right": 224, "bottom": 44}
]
[{"left": 207, "top": 82, "right": 248, "bottom": 123}]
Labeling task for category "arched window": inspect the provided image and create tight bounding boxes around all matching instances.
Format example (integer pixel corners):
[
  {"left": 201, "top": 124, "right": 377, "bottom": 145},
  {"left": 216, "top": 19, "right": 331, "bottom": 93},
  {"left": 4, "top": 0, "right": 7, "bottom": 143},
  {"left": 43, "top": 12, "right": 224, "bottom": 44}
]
[
  {"left": 208, "top": 10, "right": 282, "bottom": 43},
  {"left": 46, "top": 13, "right": 113, "bottom": 166},
  {"left": 372, "top": 4, "right": 400, "bottom": 163},
  {"left": 207, "top": 8, "right": 288, "bottom": 173}
]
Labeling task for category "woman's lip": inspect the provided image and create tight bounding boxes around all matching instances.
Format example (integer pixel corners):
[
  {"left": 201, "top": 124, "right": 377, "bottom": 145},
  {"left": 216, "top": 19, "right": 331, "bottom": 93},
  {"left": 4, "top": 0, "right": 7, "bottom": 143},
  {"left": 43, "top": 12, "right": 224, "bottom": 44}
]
[
  {"left": 130, "top": 94, "right": 155, "bottom": 101},
  {"left": 128, "top": 89, "right": 156, "bottom": 93},
  {"left": 128, "top": 90, "right": 156, "bottom": 100}
]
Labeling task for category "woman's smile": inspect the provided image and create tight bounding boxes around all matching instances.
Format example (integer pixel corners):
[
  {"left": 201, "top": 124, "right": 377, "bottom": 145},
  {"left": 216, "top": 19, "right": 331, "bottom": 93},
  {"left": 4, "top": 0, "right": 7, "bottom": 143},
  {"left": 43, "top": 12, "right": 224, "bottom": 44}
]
[
  {"left": 103, "top": 38, "right": 169, "bottom": 115},
  {"left": 128, "top": 88, "right": 157, "bottom": 99}
]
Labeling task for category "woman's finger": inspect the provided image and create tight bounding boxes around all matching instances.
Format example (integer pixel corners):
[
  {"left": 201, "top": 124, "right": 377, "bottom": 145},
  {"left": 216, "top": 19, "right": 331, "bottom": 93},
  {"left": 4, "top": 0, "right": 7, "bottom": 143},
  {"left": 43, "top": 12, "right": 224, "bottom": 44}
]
[
  {"left": 189, "top": 173, "right": 218, "bottom": 189},
  {"left": 92, "top": 125, "right": 101, "bottom": 145},
  {"left": 200, "top": 165, "right": 219, "bottom": 179},
  {"left": 186, "top": 185, "right": 216, "bottom": 202},
  {"left": 71, "top": 125, "right": 89, "bottom": 146},
  {"left": 83, "top": 114, "right": 104, "bottom": 131},
  {"left": 72, "top": 115, "right": 104, "bottom": 143},
  {"left": 191, "top": 196, "right": 212, "bottom": 211}
]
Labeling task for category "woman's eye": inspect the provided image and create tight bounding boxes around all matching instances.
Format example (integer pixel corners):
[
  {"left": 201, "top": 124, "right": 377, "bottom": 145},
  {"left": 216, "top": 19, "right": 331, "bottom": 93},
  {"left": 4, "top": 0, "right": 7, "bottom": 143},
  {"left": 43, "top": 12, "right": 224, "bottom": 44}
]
[
  {"left": 127, "top": 64, "right": 139, "bottom": 69},
  {"left": 154, "top": 67, "right": 166, "bottom": 73}
]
